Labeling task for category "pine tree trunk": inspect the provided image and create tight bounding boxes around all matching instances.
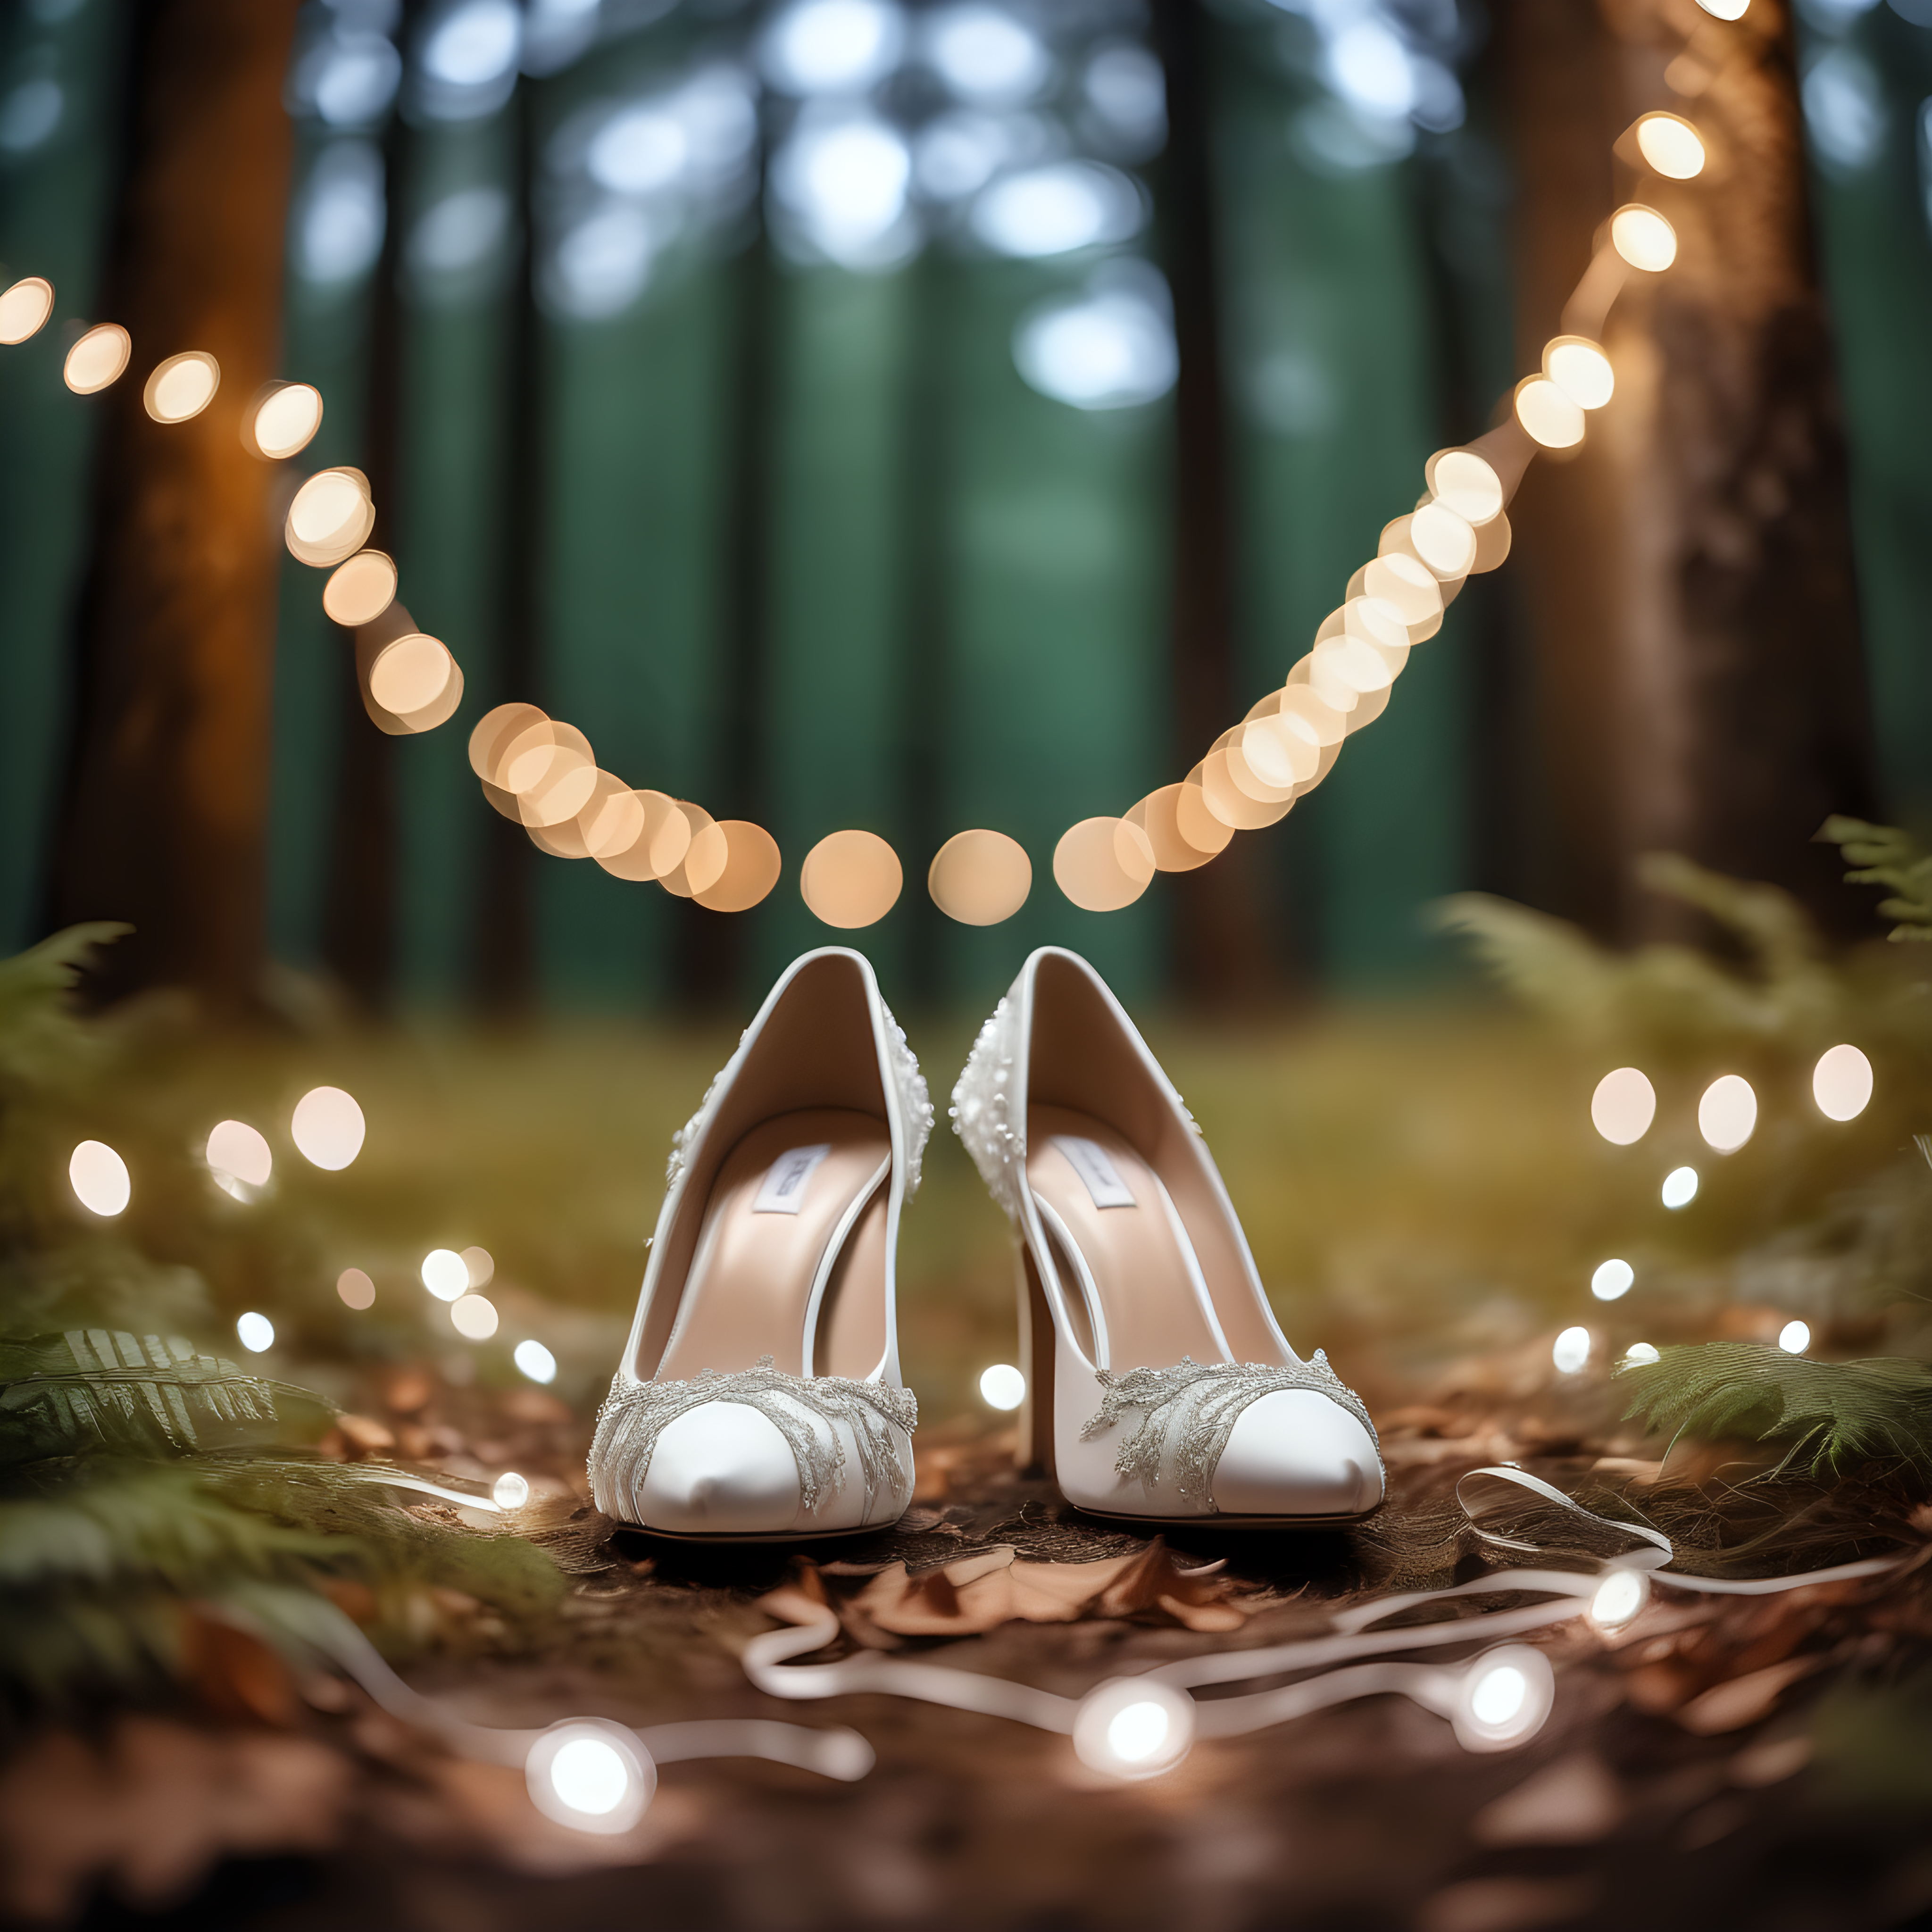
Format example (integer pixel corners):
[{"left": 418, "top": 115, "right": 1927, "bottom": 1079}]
[
  {"left": 52, "top": 0, "right": 298, "bottom": 1008},
  {"left": 1493, "top": 0, "right": 1874, "bottom": 942}
]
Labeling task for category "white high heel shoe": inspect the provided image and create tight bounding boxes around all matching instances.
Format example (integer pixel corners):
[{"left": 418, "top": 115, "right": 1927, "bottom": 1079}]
[
  {"left": 589, "top": 948, "right": 930, "bottom": 1540},
  {"left": 951, "top": 947, "right": 1383, "bottom": 1526}
]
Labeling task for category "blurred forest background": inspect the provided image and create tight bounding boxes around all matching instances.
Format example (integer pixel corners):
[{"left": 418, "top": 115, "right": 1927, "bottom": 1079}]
[{"left": 0, "top": 0, "right": 1927, "bottom": 1021}]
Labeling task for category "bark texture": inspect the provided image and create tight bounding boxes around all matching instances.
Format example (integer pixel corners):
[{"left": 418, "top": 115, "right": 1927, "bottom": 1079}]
[
  {"left": 1496, "top": 0, "right": 1873, "bottom": 942},
  {"left": 53, "top": 0, "right": 300, "bottom": 1007}
]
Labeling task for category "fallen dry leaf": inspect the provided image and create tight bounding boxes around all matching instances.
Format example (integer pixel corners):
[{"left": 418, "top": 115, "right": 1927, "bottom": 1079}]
[
  {"left": 1675, "top": 1656, "right": 1823, "bottom": 1736},
  {"left": 803, "top": 1540, "right": 1256, "bottom": 1640}
]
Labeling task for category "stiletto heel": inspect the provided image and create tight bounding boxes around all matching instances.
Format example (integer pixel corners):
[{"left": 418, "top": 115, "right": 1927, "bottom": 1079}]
[
  {"left": 589, "top": 948, "right": 931, "bottom": 1541},
  {"left": 951, "top": 947, "right": 1383, "bottom": 1527}
]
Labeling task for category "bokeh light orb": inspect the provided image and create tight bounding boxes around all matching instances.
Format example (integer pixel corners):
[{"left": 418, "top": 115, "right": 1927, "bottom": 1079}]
[
  {"left": 1697, "top": 1074, "right": 1757, "bottom": 1153},
  {"left": 1812, "top": 1043, "right": 1873, "bottom": 1121},
  {"left": 291, "top": 1086, "right": 366, "bottom": 1169},
  {"left": 69, "top": 1140, "right": 130, "bottom": 1217},
  {"left": 1590, "top": 1067, "right": 1656, "bottom": 1145},
  {"left": 142, "top": 350, "right": 220, "bottom": 424},
  {"left": 800, "top": 829, "right": 903, "bottom": 928}
]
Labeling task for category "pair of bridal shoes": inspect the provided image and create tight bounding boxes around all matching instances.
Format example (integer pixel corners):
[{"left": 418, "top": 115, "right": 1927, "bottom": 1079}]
[{"left": 588, "top": 947, "right": 1384, "bottom": 1542}]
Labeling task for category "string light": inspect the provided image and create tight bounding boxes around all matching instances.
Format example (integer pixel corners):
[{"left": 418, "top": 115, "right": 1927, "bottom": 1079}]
[
  {"left": 337, "top": 1267, "right": 376, "bottom": 1310},
  {"left": 286, "top": 467, "right": 375, "bottom": 566},
  {"left": 1778, "top": 1319, "right": 1811, "bottom": 1356},
  {"left": 291, "top": 1086, "right": 366, "bottom": 1169},
  {"left": 68, "top": 1141, "right": 130, "bottom": 1217},
  {"left": 801, "top": 829, "right": 903, "bottom": 928},
  {"left": 0, "top": 275, "right": 54, "bottom": 344},
  {"left": 1552, "top": 1326, "right": 1591, "bottom": 1373},
  {"left": 1072, "top": 1679, "right": 1196, "bottom": 1780},
  {"left": 1590, "top": 1067, "right": 1657, "bottom": 1144},
  {"left": 1811, "top": 1043, "right": 1873, "bottom": 1121},
  {"left": 205, "top": 1119, "right": 273, "bottom": 1199},
  {"left": 694, "top": 821, "right": 783, "bottom": 912},
  {"left": 422, "top": 1249, "right": 469, "bottom": 1300},
  {"left": 1624, "top": 1341, "right": 1660, "bottom": 1366},
  {"left": 979, "top": 1364, "right": 1025, "bottom": 1410},
  {"left": 64, "top": 323, "right": 131, "bottom": 394},
  {"left": 1054, "top": 816, "right": 1155, "bottom": 911},
  {"left": 525, "top": 1721, "right": 656, "bottom": 1835},
  {"left": 1590, "top": 1258, "right": 1634, "bottom": 1301},
  {"left": 1634, "top": 111, "right": 1707, "bottom": 179},
  {"left": 514, "top": 1339, "right": 558, "bottom": 1383},
  {"left": 322, "top": 551, "right": 398, "bottom": 626},
  {"left": 929, "top": 829, "right": 1032, "bottom": 923},
  {"left": 1587, "top": 1568, "right": 1649, "bottom": 1632},
  {"left": 142, "top": 350, "right": 220, "bottom": 424},
  {"left": 1697, "top": 1074, "right": 1757, "bottom": 1153},
  {"left": 1609, "top": 204, "right": 1677, "bottom": 272},
  {"left": 236, "top": 1312, "right": 275, "bottom": 1353},
  {"left": 1515, "top": 375, "right": 1585, "bottom": 450},
  {"left": 451, "top": 1292, "right": 499, "bottom": 1340},
  {"left": 1543, "top": 336, "right": 1615, "bottom": 410},
  {"left": 1661, "top": 1165, "right": 1699, "bottom": 1208},
  {"left": 246, "top": 381, "right": 325, "bottom": 460}
]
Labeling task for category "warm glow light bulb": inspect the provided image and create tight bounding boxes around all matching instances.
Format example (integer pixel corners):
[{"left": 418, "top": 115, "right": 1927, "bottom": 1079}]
[
  {"left": 422, "top": 1249, "right": 469, "bottom": 1301},
  {"left": 1635, "top": 113, "right": 1707, "bottom": 180},
  {"left": 1590, "top": 1259, "right": 1634, "bottom": 1302},
  {"left": 1072, "top": 1678, "right": 1196, "bottom": 1780},
  {"left": 1450, "top": 1646, "right": 1554, "bottom": 1751},
  {"left": 550, "top": 1737, "right": 630, "bottom": 1815},
  {"left": 236, "top": 1312, "right": 275, "bottom": 1354},
  {"left": 1515, "top": 375, "right": 1585, "bottom": 450},
  {"left": 928, "top": 829, "right": 1032, "bottom": 924},
  {"left": 0, "top": 275, "right": 54, "bottom": 345},
  {"left": 64, "top": 323, "right": 131, "bottom": 394},
  {"left": 514, "top": 1339, "right": 558, "bottom": 1384},
  {"left": 250, "top": 382, "right": 325, "bottom": 461},
  {"left": 1552, "top": 1326, "right": 1591, "bottom": 1374},
  {"left": 1610, "top": 205, "right": 1677, "bottom": 273},
  {"left": 1590, "top": 1067, "right": 1656, "bottom": 1144},
  {"left": 291, "top": 1086, "right": 366, "bottom": 1169},
  {"left": 1812, "top": 1043, "right": 1873, "bottom": 1121},
  {"left": 1544, "top": 337, "right": 1615, "bottom": 411},
  {"left": 450, "top": 1293, "right": 499, "bottom": 1341},
  {"left": 979, "top": 1364, "right": 1025, "bottom": 1411},
  {"left": 1778, "top": 1319, "right": 1811, "bottom": 1355},
  {"left": 205, "top": 1119, "right": 273, "bottom": 1199},
  {"left": 1661, "top": 1166, "right": 1699, "bottom": 1209},
  {"left": 1698, "top": 1074, "right": 1757, "bottom": 1153},
  {"left": 323, "top": 551, "right": 398, "bottom": 627},
  {"left": 525, "top": 1720, "right": 655, "bottom": 1835},
  {"left": 1588, "top": 1568, "right": 1649, "bottom": 1631},
  {"left": 142, "top": 351, "right": 220, "bottom": 424},
  {"left": 800, "top": 829, "right": 903, "bottom": 929},
  {"left": 1624, "top": 1341, "right": 1660, "bottom": 1367},
  {"left": 69, "top": 1140, "right": 131, "bottom": 1217},
  {"left": 337, "top": 1267, "right": 376, "bottom": 1310}
]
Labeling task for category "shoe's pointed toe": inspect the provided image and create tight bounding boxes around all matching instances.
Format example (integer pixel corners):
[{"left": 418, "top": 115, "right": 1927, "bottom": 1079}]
[
  {"left": 635, "top": 1401, "right": 801, "bottom": 1534},
  {"left": 1211, "top": 1388, "right": 1384, "bottom": 1518}
]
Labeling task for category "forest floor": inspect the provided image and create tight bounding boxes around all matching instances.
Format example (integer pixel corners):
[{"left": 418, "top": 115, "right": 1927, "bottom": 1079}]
[{"left": 8, "top": 1349, "right": 1932, "bottom": 1932}]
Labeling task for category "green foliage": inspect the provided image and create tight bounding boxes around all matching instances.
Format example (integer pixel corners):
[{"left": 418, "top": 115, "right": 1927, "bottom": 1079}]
[
  {"left": 0, "top": 1329, "right": 333, "bottom": 1464},
  {"left": 1818, "top": 816, "right": 1932, "bottom": 942},
  {"left": 1429, "top": 853, "right": 1842, "bottom": 1050},
  {"left": 0, "top": 921, "right": 130, "bottom": 1091},
  {"left": 1619, "top": 1343, "right": 1932, "bottom": 1486}
]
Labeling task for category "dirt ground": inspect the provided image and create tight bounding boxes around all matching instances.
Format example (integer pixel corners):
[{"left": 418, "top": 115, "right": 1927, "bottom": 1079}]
[{"left": 10, "top": 1356, "right": 1932, "bottom": 1932}]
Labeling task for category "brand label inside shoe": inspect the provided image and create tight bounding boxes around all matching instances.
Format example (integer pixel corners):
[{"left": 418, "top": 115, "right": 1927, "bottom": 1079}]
[
  {"left": 752, "top": 1143, "right": 833, "bottom": 1214},
  {"left": 1049, "top": 1135, "right": 1136, "bottom": 1209}
]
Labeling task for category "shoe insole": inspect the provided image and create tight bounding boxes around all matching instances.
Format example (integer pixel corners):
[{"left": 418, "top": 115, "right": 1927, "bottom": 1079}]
[
  {"left": 1024, "top": 1103, "right": 1233, "bottom": 1373},
  {"left": 652, "top": 1108, "right": 891, "bottom": 1383}
]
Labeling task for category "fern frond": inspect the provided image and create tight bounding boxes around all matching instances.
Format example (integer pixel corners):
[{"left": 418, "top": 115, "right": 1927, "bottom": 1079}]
[
  {"left": 0, "top": 1330, "right": 333, "bottom": 1462},
  {"left": 1426, "top": 894, "right": 1621, "bottom": 1024},
  {"left": 1619, "top": 1343, "right": 1932, "bottom": 1485},
  {"left": 1635, "top": 853, "right": 1820, "bottom": 980},
  {"left": 1818, "top": 816, "right": 1932, "bottom": 942},
  {"left": 0, "top": 922, "right": 131, "bottom": 1086}
]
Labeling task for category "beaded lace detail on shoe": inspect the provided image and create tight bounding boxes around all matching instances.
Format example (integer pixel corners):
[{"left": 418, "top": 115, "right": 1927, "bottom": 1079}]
[
  {"left": 949, "top": 996, "right": 1025, "bottom": 1218},
  {"left": 1081, "top": 1355, "right": 1382, "bottom": 1513},
  {"left": 591, "top": 1356, "right": 918, "bottom": 1517}
]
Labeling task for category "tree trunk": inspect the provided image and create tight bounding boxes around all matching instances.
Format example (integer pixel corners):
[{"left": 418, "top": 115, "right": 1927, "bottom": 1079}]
[
  {"left": 53, "top": 0, "right": 299, "bottom": 1008},
  {"left": 1493, "top": 0, "right": 1873, "bottom": 942}
]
